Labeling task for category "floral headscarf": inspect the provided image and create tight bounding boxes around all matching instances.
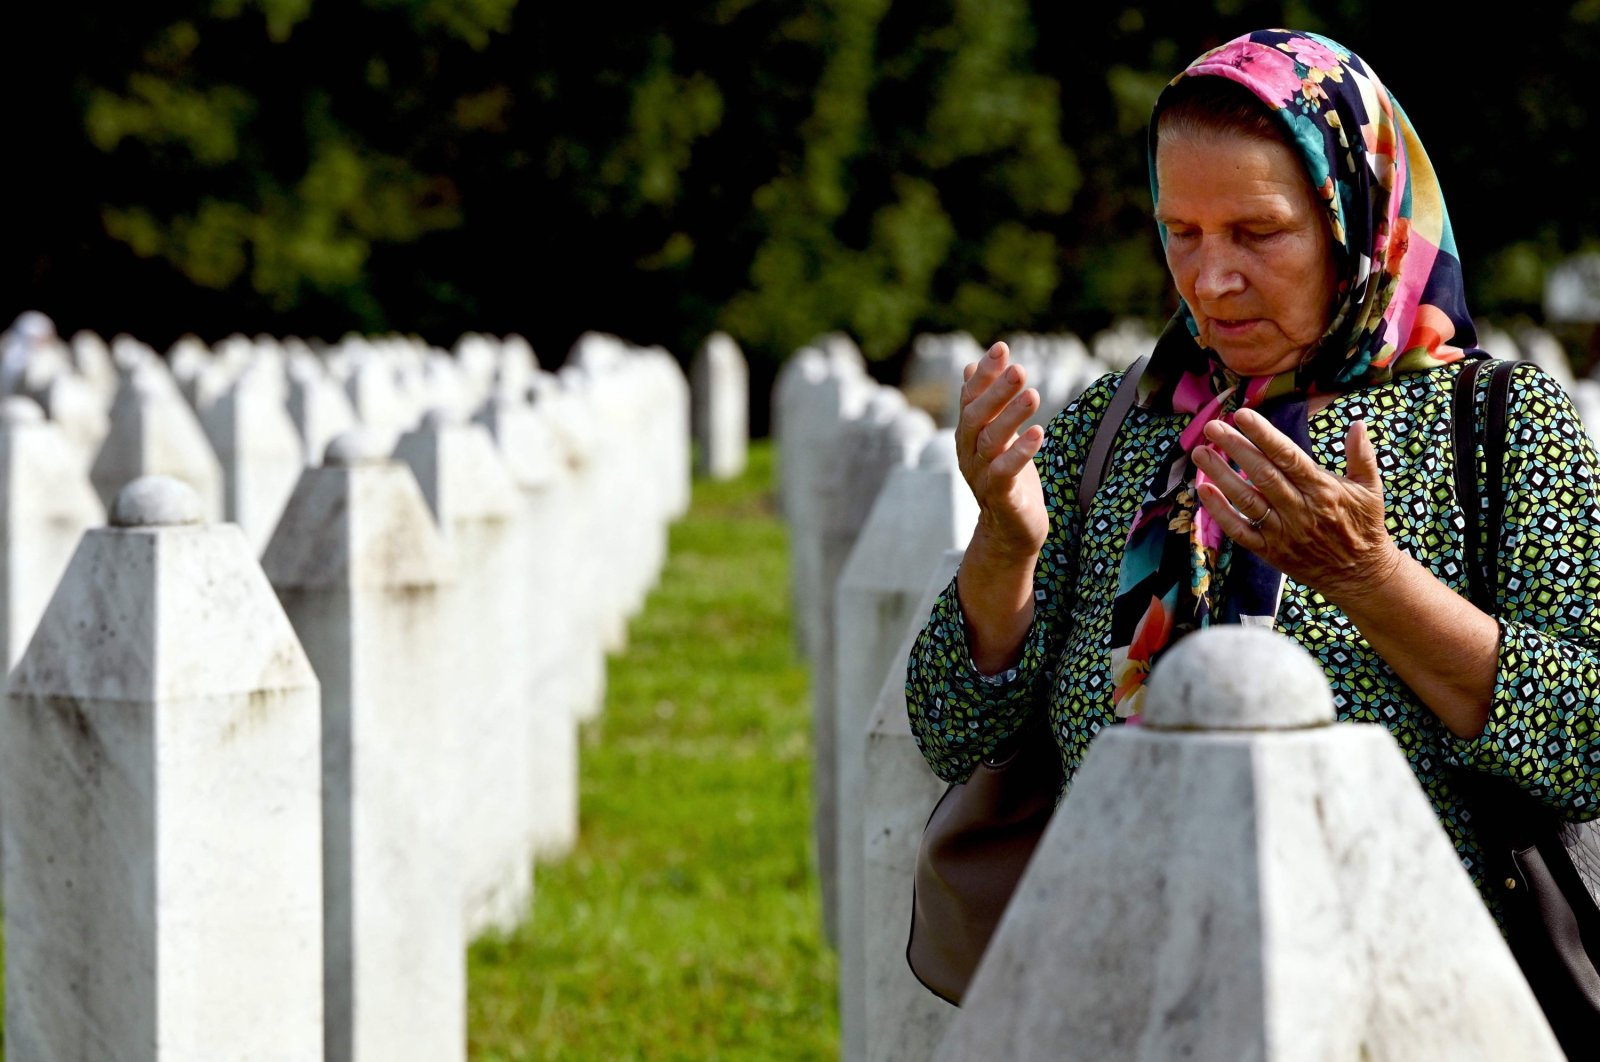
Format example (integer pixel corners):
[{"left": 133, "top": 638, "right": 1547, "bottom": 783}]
[{"left": 1108, "top": 29, "right": 1479, "bottom": 718}]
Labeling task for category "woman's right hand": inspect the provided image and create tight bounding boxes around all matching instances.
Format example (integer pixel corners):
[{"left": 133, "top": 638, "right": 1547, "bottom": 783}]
[{"left": 957, "top": 342, "right": 1048, "bottom": 561}]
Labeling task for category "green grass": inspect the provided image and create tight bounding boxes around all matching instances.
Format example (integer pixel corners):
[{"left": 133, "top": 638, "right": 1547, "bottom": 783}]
[{"left": 467, "top": 442, "right": 839, "bottom": 1060}]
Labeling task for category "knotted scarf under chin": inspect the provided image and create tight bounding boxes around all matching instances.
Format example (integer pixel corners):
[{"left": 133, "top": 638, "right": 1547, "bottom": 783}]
[{"left": 1107, "top": 362, "right": 1311, "bottom": 720}]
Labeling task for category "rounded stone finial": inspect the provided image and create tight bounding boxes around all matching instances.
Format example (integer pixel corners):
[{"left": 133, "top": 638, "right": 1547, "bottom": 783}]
[
  {"left": 0, "top": 396, "right": 45, "bottom": 424},
  {"left": 1142, "top": 627, "right": 1334, "bottom": 731},
  {"left": 324, "top": 429, "right": 391, "bottom": 467},
  {"left": 110, "top": 476, "right": 205, "bottom": 528}
]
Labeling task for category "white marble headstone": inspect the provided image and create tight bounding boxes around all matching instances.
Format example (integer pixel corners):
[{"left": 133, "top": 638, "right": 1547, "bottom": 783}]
[
  {"left": 262, "top": 439, "right": 463, "bottom": 1062},
  {"left": 3, "top": 475, "right": 323, "bottom": 1061},
  {"left": 395, "top": 413, "right": 545, "bottom": 936},
  {"left": 90, "top": 364, "right": 225, "bottom": 522},
  {"left": 691, "top": 332, "right": 749, "bottom": 480},
  {"left": 834, "top": 439, "right": 974, "bottom": 1062},
  {"left": 934, "top": 628, "right": 1562, "bottom": 1061}
]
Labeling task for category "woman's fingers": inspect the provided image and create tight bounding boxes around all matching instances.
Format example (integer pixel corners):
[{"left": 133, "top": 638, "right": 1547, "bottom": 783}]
[
  {"left": 1202, "top": 414, "right": 1302, "bottom": 503},
  {"left": 961, "top": 364, "right": 1030, "bottom": 436},
  {"left": 987, "top": 424, "right": 1045, "bottom": 480},
  {"left": 1197, "top": 481, "right": 1259, "bottom": 542},
  {"left": 1193, "top": 444, "right": 1269, "bottom": 520},
  {"left": 975, "top": 385, "right": 1040, "bottom": 459},
  {"left": 959, "top": 342, "right": 1010, "bottom": 408},
  {"left": 958, "top": 345, "right": 1031, "bottom": 459}
]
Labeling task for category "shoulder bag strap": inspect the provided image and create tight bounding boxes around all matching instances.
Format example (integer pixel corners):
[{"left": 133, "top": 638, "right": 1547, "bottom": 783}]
[
  {"left": 1077, "top": 353, "right": 1151, "bottom": 515},
  {"left": 1453, "top": 357, "right": 1517, "bottom": 613},
  {"left": 1483, "top": 359, "right": 1518, "bottom": 604}
]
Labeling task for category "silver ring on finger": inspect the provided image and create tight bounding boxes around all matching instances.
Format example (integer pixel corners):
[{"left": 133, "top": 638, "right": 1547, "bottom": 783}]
[{"left": 1248, "top": 506, "right": 1272, "bottom": 531}]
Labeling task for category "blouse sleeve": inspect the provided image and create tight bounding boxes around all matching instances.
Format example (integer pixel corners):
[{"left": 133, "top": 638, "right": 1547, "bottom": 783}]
[
  {"left": 1447, "top": 364, "right": 1600, "bottom": 820},
  {"left": 904, "top": 373, "right": 1119, "bottom": 783}
]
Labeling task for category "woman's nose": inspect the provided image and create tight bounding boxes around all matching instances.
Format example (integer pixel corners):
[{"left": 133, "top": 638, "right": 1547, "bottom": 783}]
[{"left": 1193, "top": 242, "right": 1247, "bottom": 301}]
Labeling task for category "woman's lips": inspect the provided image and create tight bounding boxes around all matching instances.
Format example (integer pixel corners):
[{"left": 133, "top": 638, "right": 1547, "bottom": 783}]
[{"left": 1211, "top": 318, "right": 1262, "bottom": 338}]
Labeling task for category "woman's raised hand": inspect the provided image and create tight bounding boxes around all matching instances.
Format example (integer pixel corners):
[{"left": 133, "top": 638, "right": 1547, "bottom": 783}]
[
  {"left": 1193, "top": 408, "right": 1402, "bottom": 602},
  {"left": 956, "top": 342, "right": 1048, "bottom": 562}
]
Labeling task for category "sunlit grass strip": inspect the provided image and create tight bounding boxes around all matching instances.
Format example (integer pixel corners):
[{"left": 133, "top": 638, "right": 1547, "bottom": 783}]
[{"left": 467, "top": 442, "right": 838, "bottom": 1061}]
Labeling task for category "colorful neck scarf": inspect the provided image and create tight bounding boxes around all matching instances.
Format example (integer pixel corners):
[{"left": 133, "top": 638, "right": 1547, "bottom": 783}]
[{"left": 1108, "top": 29, "right": 1478, "bottom": 718}]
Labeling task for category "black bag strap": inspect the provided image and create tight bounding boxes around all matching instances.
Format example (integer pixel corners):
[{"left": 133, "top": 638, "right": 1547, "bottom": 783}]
[
  {"left": 1077, "top": 353, "right": 1151, "bottom": 515},
  {"left": 1451, "top": 357, "right": 1519, "bottom": 613}
]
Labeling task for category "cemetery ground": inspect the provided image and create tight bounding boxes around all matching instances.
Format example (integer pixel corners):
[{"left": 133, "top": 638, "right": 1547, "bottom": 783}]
[{"left": 467, "top": 441, "right": 840, "bottom": 1059}]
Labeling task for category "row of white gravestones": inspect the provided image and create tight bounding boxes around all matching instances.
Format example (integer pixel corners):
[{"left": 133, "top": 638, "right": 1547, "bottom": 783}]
[
  {"left": 773, "top": 331, "right": 1149, "bottom": 949},
  {"left": 5, "top": 318, "right": 690, "bottom": 691},
  {"left": 898, "top": 320, "right": 1157, "bottom": 431},
  {"left": 0, "top": 316, "right": 694, "bottom": 1059},
  {"left": 774, "top": 334, "right": 937, "bottom": 943},
  {"left": 831, "top": 437, "right": 975, "bottom": 1062}
]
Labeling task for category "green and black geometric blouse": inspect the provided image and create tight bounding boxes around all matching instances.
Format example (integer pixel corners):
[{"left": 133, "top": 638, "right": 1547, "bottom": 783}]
[{"left": 905, "top": 361, "right": 1600, "bottom": 909}]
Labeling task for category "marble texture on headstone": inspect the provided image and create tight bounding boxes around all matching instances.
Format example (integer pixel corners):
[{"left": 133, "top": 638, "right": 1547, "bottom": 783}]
[
  {"left": 454, "top": 334, "right": 499, "bottom": 411},
  {"left": 691, "top": 331, "right": 749, "bottom": 480},
  {"left": 776, "top": 344, "right": 871, "bottom": 662},
  {"left": 863, "top": 549, "right": 963, "bottom": 1062},
  {"left": 69, "top": 330, "right": 119, "bottom": 409},
  {"left": 202, "top": 365, "right": 305, "bottom": 554},
  {"left": 168, "top": 336, "right": 237, "bottom": 417},
  {"left": 901, "top": 331, "right": 983, "bottom": 428},
  {"left": 288, "top": 360, "right": 360, "bottom": 467},
  {"left": 3, "top": 478, "right": 322, "bottom": 1061},
  {"left": 90, "top": 364, "right": 225, "bottom": 522},
  {"left": 833, "top": 434, "right": 974, "bottom": 1062},
  {"left": 558, "top": 338, "right": 683, "bottom": 634},
  {"left": 262, "top": 447, "right": 463, "bottom": 1062},
  {"left": 344, "top": 355, "right": 413, "bottom": 446},
  {"left": 394, "top": 414, "right": 540, "bottom": 936},
  {"left": 934, "top": 628, "right": 1561, "bottom": 1062},
  {"left": 0, "top": 397, "right": 105, "bottom": 670},
  {"left": 38, "top": 373, "right": 111, "bottom": 471},
  {"left": 651, "top": 342, "right": 693, "bottom": 520},
  {"left": 0, "top": 399, "right": 107, "bottom": 871},
  {"left": 476, "top": 391, "right": 606, "bottom": 735},
  {"left": 770, "top": 344, "right": 826, "bottom": 519},
  {"left": 497, "top": 334, "right": 538, "bottom": 398},
  {"left": 552, "top": 365, "right": 637, "bottom": 654},
  {"left": 811, "top": 393, "right": 934, "bottom": 944},
  {"left": 1, "top": 311, "right": 59, "bottom": 396}
]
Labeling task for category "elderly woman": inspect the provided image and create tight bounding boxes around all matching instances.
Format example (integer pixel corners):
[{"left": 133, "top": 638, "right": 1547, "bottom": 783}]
[{"left": 906, "top": 26, "right": 1600, "bottom": 1044}]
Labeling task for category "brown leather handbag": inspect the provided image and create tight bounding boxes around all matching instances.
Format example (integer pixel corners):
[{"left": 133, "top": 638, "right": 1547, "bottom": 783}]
[{"left": 906, "top": 355, "right": 1148, "bottom": 1006}]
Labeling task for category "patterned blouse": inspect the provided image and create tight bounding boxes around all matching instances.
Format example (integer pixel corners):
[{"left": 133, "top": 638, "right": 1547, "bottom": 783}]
[{"left": 905, "top": 360, "right": 1600, "bottom": 898}]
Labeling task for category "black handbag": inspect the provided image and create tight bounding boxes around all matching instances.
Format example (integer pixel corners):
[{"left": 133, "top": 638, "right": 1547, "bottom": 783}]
[
  {"left": 906, "top": 354, "right": 1148, "bottom": 1006},
  {"left": 1452, "top": 356, "right": 1600, "bottom": 1057}
]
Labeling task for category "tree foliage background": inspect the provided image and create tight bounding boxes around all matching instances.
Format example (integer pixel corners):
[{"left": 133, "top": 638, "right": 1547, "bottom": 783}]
[{"left": 13, "top": 1, "right": 1600, "bottom": 426}]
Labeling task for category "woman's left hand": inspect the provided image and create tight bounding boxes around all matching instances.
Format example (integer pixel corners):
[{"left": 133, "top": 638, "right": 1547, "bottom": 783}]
[{"left": 1192, "top": 407, "right": 1402, "bottom": 604}]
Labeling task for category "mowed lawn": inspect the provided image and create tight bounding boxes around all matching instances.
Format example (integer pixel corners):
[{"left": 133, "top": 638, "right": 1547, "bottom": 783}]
[{"left": 468, "top": 442, "right": 839, "bottom": 1060}]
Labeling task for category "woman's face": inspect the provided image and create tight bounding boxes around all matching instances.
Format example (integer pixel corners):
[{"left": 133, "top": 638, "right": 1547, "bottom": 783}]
[{"left": 1155, "top": 127, "right": 1339, "bottom": 377}]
